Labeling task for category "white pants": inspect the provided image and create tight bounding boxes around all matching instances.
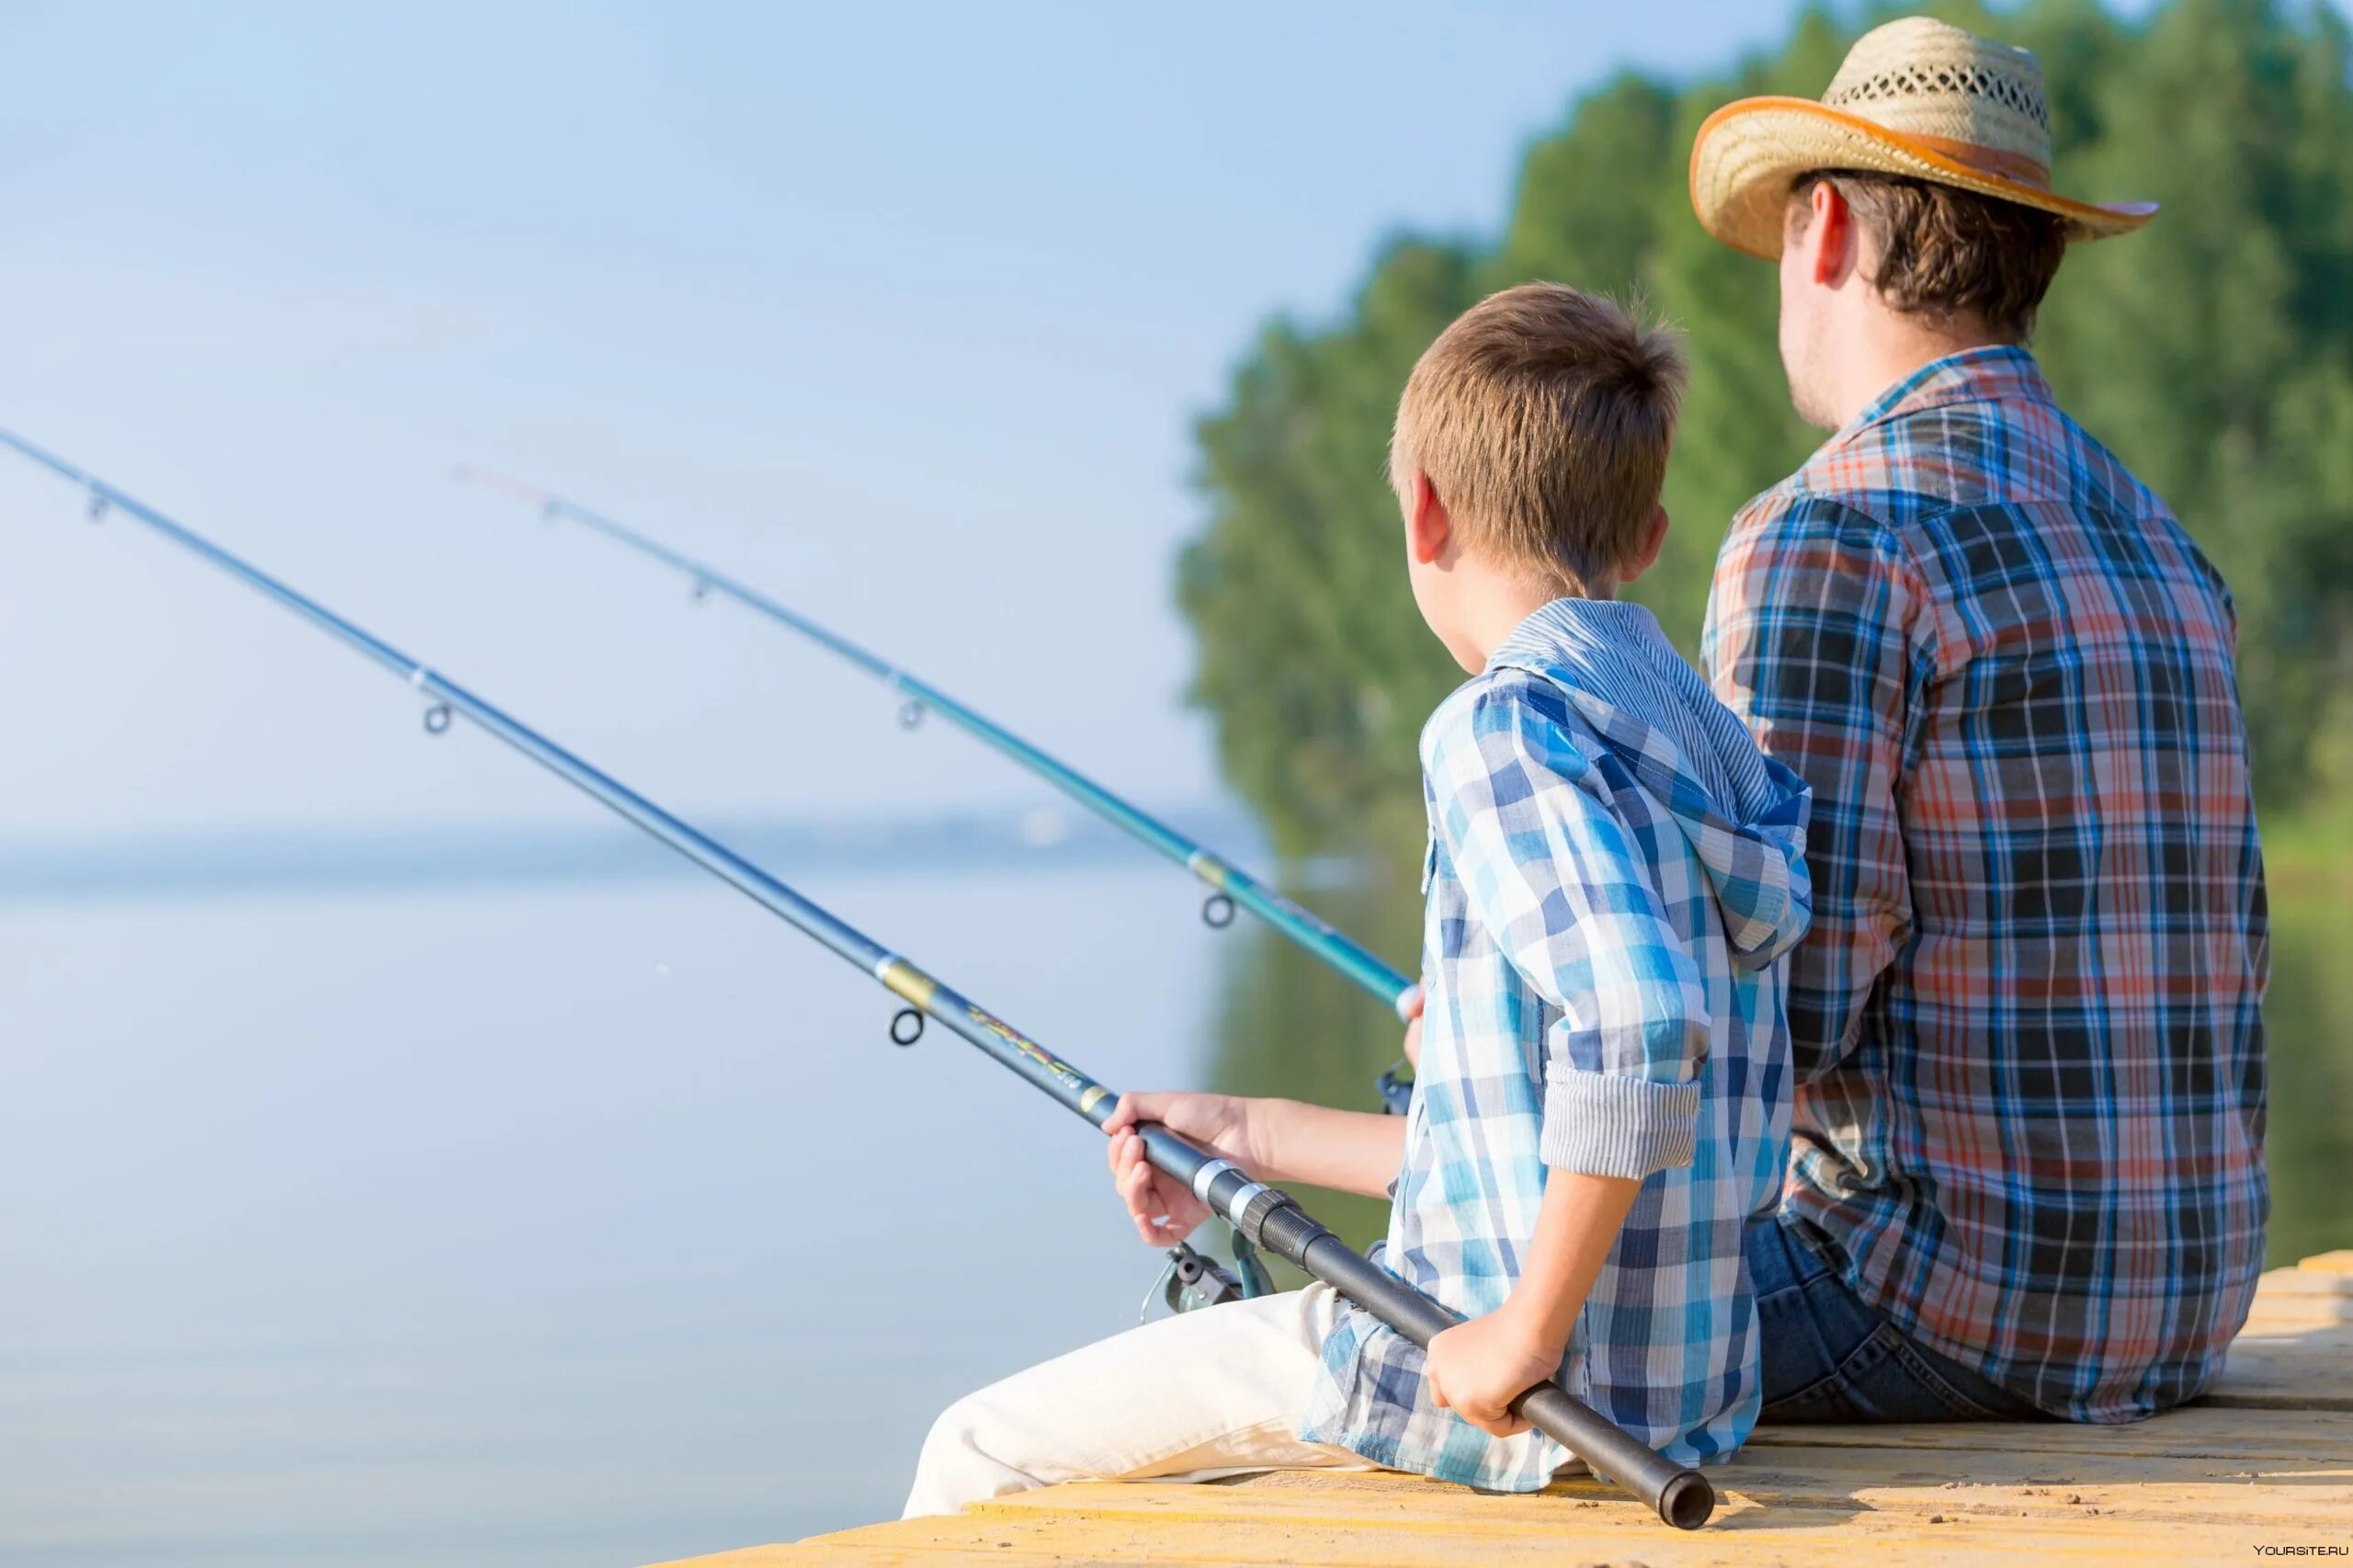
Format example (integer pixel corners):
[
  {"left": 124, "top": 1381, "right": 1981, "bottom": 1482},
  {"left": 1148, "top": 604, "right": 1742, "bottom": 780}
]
[{"left": 904, "top": 1283, "right": 1382, "bottom": 1518}]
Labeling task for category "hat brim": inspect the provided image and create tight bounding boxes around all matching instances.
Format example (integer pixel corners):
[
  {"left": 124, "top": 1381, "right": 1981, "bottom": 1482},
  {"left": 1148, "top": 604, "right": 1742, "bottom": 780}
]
[{"left": 1689, "top": 96, "right": 2158, "bottom": 260}]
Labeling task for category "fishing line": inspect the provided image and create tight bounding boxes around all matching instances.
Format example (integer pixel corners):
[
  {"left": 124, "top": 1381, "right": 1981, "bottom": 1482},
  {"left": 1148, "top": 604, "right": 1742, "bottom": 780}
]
[
  {"left": 14, "top": 431, "right": 1711, "bottom": 1528},
  {"left": 455, "top": 467, "right": 1423, "bottom": 1110}
]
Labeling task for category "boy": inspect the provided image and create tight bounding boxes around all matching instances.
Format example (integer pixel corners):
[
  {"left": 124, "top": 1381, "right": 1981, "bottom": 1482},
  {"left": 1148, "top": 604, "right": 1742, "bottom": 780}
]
[{"left": 904, "top": 283, "right": 1810, "bottom": 1515}]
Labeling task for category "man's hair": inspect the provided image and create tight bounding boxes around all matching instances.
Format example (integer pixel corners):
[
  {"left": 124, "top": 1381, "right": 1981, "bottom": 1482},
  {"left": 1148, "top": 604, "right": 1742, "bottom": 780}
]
[
  {"left": 1790, "top": 171, "right": 2067, "bottom": 343},
  {"left": 1391, "top": 283, "right": 1686, "bottom": 596}
]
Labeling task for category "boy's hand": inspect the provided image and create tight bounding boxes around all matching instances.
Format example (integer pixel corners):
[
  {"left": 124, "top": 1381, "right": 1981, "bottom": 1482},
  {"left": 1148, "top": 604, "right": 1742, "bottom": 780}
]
[
  {"left": 1427, "top": 1169, "right": 1637, "bottom": 1439},
  {"left": 1426, "top": 1308, "right": 1560, "bottom": 1438},
  {"left": 1102, "top": 1093, "right": 1262, "bottom": 1247},
  {"left": 1401, "top": 984, "right": 1426, "bottom": 1067}
]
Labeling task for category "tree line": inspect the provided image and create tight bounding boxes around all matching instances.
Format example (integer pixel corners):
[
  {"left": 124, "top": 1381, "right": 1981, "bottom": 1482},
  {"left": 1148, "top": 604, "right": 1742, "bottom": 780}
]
[{"left": 1180, "top": 0, "right": 2353, "bottom": 877}]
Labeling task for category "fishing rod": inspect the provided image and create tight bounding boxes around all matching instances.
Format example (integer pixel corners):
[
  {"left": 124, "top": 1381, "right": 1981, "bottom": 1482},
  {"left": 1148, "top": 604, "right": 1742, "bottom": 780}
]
[
  {"left": 15, "top": 432, "right": 1711, "bottom": 1531},
  {"left": 455, "top": 467, "right": 1422, "bottom": 1109}
]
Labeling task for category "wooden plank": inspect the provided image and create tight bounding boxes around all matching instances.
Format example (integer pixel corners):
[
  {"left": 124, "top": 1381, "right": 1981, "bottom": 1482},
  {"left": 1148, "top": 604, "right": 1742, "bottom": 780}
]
[
  {"left": 1082, "top": 1449, "right": 2344, "bottom": 1518},
  {"left": 1750, "top": 1404, "right": 2353, "bottom": 1462},
  {"left": 1727, "top": 1446, "right": 2350, "bottom": 1524},
  {"left": 2249, "top": 1288, "right": 2353, "bottom": 1310},
  {"left": 966, "top": 1471, "right": 1746, "bottom": 1532},
  {"left": 2200, "top": 1331, "right": 2353, "bottom": 1409},
  {"left": 2244, "top": 1265, "right": 2353, "bottom": 1330},
  {"left": 663, "top": 1433, "right": 2353, "bottom": 1568},
  {"left": 648, "top": 1549, "right": 1077, "bottom": 1568},
  {"left": 956, "top": 1455, "right": 2351, "bottom": 1528},
  {"left": 2248, "top": 1276, "right": 2353, "bottom": 1328},
  {"left": 682, "top": 1503, "right": 2279, "bottom": 1565},
  {"left": 648, "top": 1251, "right": 2353, "bottom": 1567},
  {"left": 2243, "top": 1303, "right": 2353, "bottom": 1330},
  {"left": 2232, "top": 1324, "right": 2353, "bottom": 1346}
]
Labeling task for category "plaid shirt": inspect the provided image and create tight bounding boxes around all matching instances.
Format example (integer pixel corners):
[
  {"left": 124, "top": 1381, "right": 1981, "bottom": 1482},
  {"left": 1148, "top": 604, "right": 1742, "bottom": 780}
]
[
  {"left": 1300, "top": 599, "right": 1810, "bottom": 1490},
  {"left": 1702, "top": 347, "right": 2269, "bottom": 1422}
]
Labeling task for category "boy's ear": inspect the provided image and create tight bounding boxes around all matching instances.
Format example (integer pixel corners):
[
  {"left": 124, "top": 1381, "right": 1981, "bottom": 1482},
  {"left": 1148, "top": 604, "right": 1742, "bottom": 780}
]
[
  {"left": 1408, "top": 472, "right": 1452, "bottom": 565},
  {"left": 1618, "top": 506, "right": 1671, "bottom": 586}
]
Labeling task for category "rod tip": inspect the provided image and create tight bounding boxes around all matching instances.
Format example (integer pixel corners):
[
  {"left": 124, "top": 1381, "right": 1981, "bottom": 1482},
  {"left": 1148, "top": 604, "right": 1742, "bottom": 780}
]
[
  {"left": 451, "top": 465, "right": 548, "bottom": 506},
  {"left": 1660, "top": 1470, "right": 1714, "bottom": 1529}
]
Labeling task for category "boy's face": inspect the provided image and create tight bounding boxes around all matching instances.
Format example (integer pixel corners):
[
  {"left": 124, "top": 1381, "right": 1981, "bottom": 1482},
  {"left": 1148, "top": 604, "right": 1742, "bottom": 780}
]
[{"left": 1399, "top": 471, "right": 1488, "bottom": 675}]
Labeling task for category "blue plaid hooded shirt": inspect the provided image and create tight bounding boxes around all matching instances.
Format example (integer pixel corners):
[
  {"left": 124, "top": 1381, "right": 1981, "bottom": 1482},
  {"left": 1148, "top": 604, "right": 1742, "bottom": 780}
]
[{"left": 1298, "top": 598, "right": 1813, "bottom": 1491}]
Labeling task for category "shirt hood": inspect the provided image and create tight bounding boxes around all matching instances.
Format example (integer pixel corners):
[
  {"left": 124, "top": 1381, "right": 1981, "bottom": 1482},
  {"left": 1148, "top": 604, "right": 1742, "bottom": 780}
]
[{"left": 1485, "top": 599, "right": 1812, "bottom": 969}]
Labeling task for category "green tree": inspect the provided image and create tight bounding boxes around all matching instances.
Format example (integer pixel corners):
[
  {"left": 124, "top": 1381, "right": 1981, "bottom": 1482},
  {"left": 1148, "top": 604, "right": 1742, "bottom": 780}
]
[
  {"left": 1181, "top": 240, "right": 1479, "bottom": 863},
  {"left": 1198, "top": 875, "right": 1425, "bottom": 1261},
  {"left": 1181, "top": 0, "right": 2353, "bottom": 877}
]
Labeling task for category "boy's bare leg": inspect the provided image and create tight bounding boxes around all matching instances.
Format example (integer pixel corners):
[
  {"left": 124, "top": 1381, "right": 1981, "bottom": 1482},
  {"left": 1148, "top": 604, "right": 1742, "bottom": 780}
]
[{"left": 903, "top": 1283, "right": 1379, "bottom": 1518}]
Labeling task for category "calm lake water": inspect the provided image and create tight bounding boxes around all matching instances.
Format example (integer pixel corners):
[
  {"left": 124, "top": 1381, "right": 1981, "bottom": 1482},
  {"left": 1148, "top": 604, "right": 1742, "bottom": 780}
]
[{"left": 5, "top": 842, "right": 2346, "bottom": 1566}]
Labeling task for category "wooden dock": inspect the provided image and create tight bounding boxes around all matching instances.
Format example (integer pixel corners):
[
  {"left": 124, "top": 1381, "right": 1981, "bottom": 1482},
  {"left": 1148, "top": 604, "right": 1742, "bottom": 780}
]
[{"left": 655, "top": 1250, "right": 2353, "bottom": 1566}]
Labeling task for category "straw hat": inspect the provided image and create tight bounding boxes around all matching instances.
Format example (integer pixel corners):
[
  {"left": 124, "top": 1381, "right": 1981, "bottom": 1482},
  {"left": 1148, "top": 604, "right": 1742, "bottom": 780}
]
[{"left": 1689, "top": 17, "right": 2156, "bottom": 260}]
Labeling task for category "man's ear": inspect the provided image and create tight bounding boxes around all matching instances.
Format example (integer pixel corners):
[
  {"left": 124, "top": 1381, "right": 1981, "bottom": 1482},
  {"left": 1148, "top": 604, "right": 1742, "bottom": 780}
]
[
  {"left": 1809, "top": 179, "right": 1854, "bottom": 288},
  {"left": 1407, "top": 472, "right": 1452, "bottom": 566},
  {"left": 1617, "top": 505, "right": 1672, "bottom": 586}
]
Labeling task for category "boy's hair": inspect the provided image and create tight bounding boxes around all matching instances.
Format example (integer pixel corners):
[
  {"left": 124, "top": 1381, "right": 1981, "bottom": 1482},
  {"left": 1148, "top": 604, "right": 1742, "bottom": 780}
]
[
  {"left": 1391, "top": 283, "right": 1686, "bottom": 595},
  {"left": 1788, "top": 171, "right": 2066, "bottom": 344}
]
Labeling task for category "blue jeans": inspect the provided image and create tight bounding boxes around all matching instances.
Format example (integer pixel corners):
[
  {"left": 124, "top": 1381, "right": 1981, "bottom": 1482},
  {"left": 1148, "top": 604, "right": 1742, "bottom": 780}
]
[{"left": 1745, "top": 1215, "right": 2043, "bottom": 1423}]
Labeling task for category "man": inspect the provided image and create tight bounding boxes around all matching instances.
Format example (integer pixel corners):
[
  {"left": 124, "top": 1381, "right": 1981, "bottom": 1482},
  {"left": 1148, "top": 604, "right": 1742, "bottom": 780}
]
[{"left": 1691, "top": 17, "right": 2268, "bottom": 1424}]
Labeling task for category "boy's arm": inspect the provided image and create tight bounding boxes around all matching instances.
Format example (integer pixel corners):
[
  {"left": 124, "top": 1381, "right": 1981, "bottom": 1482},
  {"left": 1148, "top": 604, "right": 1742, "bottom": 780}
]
[
  {"left": 1418, "top": 683, "right": 1711, "bottom": 1435},
  {"left": 1252, "top": 1097, "right": 1409, "bottom": 1195},
  {"left": 1427, "top": 1171, "right": 1640, "bottom": 1435},
  {"left": 1702, "top": 491, "right": 1926, "bottom": 1082},
  {"left": 1430, "top": 684, "right": 1711, "bottom": 1170}
]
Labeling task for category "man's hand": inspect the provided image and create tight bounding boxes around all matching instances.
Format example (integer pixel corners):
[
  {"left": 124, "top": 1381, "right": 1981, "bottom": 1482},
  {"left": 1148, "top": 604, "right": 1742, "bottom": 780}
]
[
  {"left": 1102, "top": 1092, "right": 1264, "bottom": 1246},
  {"left": 1426, "top": 1308, "right": 1561, "bottom": 1438}
]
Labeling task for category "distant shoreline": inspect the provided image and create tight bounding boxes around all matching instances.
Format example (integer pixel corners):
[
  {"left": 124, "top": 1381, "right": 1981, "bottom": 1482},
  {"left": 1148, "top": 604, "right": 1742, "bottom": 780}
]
[{"left": 0, "top": 802, "right": 1374, "bottom": 903}]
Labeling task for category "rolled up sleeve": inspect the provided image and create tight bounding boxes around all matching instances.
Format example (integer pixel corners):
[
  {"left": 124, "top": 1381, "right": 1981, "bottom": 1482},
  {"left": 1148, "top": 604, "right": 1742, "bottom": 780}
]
[{"left": 1427, "top": 687, "right": 1707, "bottom": 1180}]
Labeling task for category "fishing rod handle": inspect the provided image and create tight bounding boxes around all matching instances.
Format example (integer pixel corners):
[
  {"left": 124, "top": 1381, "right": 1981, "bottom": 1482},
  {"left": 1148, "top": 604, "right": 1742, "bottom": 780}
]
[{"left": 1219, "top": 1176, "right": 1714, "bottom": 1530}]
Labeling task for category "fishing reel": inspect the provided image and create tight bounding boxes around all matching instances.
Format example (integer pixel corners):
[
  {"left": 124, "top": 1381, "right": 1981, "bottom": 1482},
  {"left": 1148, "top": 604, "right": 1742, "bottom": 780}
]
[{"left": 1138, "top": 1227, "right": 1273, "bottom": 1323}]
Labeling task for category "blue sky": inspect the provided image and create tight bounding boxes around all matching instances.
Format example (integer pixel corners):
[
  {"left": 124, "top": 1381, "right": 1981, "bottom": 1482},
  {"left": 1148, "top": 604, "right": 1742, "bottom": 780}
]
[{"left": 0, "top": 1, "right": 2202, "bottom": 843}]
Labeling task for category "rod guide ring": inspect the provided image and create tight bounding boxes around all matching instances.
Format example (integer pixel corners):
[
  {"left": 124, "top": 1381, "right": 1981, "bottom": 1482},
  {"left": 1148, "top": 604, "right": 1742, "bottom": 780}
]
[
  {"left": 889, "top": 1007, "right": 925, "bottom": 1046},
  {"left": 422, "top": 702, "right": 453, "bottom": 735},
  {"left": 1201, "top": 892, "right": 1235, "bottom": 929},
  {"left": 897, "top": 699, "right": 925, "bottom": 731}
]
